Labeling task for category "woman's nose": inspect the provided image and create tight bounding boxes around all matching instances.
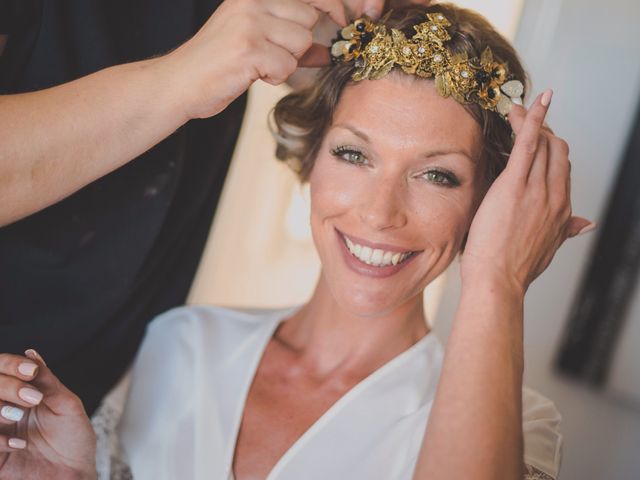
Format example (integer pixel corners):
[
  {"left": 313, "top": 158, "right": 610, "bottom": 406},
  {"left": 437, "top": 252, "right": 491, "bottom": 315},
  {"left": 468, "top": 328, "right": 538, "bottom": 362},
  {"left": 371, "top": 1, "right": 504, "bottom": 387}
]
[{"left": 358, "top": 179, "right": 408, "bottom": 231}]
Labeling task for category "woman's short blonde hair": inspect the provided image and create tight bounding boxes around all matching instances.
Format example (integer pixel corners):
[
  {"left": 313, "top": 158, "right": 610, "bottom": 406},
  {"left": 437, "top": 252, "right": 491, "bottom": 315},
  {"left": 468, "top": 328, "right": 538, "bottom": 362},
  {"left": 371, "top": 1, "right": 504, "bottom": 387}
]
[{"left": 271, "top": 3, "right": 528, "bottom": 184}]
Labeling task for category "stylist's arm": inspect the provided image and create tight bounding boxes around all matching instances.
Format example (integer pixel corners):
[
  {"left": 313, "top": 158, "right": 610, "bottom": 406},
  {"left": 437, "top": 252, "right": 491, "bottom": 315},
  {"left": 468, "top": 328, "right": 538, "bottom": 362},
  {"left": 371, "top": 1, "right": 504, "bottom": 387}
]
[{"left": 0, "top": 0, "right": 346, "bottom": 228}]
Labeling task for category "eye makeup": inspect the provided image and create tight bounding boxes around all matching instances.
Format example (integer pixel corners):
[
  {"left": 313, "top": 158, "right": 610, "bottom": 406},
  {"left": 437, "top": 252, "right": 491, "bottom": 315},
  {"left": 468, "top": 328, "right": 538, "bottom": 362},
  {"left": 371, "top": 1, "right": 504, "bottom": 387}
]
[
  {"left": 330, "top": 146, "right": 368, "bottom": 166},
  {"left": 330, "top": 144, "right": 462, "bottom": 188},
  {"left": 418, "top": 168, "right": 461, "bottom": 187}
]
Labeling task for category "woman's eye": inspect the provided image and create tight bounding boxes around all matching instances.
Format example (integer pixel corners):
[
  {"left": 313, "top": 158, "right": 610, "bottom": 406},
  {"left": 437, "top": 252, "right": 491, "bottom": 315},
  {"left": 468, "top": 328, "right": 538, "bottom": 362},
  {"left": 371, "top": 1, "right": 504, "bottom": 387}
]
[
  {"left": 422, "top": 169, "right": 460, "bottom": 187},
  {"left": 330, "top": 147, "right": 367, "bottom": 166}
]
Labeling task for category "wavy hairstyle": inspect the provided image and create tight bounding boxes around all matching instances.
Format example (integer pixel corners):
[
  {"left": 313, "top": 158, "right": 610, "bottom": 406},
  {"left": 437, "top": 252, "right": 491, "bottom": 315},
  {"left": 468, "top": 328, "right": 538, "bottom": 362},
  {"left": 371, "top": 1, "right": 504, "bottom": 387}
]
[{"left": 270, "top": 3, "right": 528, "bottom": 184}]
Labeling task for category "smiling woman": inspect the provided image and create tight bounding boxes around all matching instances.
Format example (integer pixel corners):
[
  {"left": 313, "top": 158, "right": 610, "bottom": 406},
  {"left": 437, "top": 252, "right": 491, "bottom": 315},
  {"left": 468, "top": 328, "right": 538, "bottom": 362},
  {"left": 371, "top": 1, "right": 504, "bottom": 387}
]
[
  {"left": 0, "top": 3, "right": 588, "bottom": 480},
  {"left": 306, "top": 77, "right": 483, "bottom": 316}
]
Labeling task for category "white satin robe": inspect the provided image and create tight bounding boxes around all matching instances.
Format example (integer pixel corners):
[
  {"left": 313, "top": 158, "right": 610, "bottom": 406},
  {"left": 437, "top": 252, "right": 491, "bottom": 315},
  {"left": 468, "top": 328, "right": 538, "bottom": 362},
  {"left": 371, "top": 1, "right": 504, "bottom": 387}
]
[{"left": 103, "top": 306, "right": 562, "bottom": 480}]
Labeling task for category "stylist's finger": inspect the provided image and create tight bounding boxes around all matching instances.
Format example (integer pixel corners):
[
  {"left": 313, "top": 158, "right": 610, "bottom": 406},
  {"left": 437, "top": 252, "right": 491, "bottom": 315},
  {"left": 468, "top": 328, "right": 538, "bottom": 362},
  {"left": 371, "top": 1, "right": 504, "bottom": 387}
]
[
  {"left": 304, "top": 0, "right": 347, "bottom": 26},
  {"left": 256, "top": 43, "right": 297, "bottom": 85},
  {"left": 265, "top": 16, "right": 315, "bottom": 59},
  {"left": 360, "top": 0, "right": 384, "bottom": 19},
  {"left": 507, "top": 90, "right": 552, "bottom": 180},
  {"left": 342, "top": 0, "right": 384, "bottom": 19},
  {"left": 266, "top": 0, "right": 319, "bottom": 29}
]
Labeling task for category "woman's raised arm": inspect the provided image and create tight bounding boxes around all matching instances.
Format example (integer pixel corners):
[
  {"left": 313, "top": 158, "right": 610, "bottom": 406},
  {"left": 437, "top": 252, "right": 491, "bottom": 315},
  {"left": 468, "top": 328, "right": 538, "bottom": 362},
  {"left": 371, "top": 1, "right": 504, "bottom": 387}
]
[{"left": 413, "top": 91, "right": 592, "bottom": 480}]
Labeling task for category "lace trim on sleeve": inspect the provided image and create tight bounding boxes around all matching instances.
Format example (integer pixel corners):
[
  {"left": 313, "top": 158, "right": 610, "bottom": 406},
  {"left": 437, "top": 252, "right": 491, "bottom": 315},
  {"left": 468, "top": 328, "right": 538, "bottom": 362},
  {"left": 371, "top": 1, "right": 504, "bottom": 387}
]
[
  {"left": 92, "top": 400, "right": 134, "bottom": 480},
  {"left": 91, "top": 371, "right": 134, "bottom": 480},
  {"left": 524, "top": 463, "right": 555, "bottom": 480}
]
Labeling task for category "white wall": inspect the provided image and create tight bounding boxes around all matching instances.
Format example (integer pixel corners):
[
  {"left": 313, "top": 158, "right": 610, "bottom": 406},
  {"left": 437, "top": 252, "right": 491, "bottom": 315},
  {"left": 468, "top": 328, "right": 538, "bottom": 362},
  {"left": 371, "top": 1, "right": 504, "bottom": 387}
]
[{"left": 433, "top": 1, "right": 640, "bottom": 479}]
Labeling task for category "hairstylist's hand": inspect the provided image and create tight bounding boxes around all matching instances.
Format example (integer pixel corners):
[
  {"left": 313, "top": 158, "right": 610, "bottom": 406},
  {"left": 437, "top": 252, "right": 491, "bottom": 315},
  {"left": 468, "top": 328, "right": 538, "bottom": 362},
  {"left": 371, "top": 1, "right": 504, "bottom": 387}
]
[
  {"left": 342, "top": 0, "right": 437, "bottom": 19},
  {"left": 162, "top": 0, "right": 347, "bottom": 120},
  {"left": 0, "top": 350, "right": 96, "bottom": 480},
  {"left": 461, "top": 91, "right": 594, "bottom": 294}
]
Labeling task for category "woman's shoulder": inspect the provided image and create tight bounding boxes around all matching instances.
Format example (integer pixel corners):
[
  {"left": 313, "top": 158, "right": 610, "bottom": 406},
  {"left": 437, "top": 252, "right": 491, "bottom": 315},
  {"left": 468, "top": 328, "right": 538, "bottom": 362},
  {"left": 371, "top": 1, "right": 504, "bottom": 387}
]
[
  {"left": 521, "top": 386, "right": 563, "bottom": 479},
  {"left": 145, "top": 304, "right": 294, "bottom": 343},
  {"left": 149, "top": 304, "right": 288, "bottom": 329},
  {"left": 136, "top": 304, "right": 297, "bottom": 373}
]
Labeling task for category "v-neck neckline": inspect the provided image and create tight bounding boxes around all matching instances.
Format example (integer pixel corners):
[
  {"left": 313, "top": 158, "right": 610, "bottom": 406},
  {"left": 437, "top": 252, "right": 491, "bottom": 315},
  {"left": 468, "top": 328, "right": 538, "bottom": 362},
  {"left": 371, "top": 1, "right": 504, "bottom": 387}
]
[{"left": 225, "top": 307, "right": 436, "bottom": 480}]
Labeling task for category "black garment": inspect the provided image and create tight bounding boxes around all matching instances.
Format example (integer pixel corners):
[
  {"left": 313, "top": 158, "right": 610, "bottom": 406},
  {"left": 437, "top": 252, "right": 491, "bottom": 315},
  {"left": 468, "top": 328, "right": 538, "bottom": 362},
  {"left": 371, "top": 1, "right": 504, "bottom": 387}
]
[{"left": 0, "top": 0, "right": 247, "bottom": 414}]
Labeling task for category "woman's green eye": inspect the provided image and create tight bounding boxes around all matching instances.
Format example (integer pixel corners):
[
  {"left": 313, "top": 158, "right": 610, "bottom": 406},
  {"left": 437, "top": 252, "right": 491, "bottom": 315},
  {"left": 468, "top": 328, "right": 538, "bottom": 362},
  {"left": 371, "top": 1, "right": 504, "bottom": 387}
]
[
  {"left": 423, "top": 170, "right": 459, "bottom": 187},
  {"left": 330, "top": 147, "right": 367, "bottom": 165},
  {"left": 345, "top": 151, "right": 364, "bottom": 164},
  {"left": 425, "top": 171, "right": 446, "bottom": 183}
]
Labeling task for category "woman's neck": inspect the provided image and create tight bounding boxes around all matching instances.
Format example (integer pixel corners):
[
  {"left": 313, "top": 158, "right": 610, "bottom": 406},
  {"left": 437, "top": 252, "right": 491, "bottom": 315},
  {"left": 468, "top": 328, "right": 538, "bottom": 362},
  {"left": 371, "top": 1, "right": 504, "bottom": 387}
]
[{"left": 273, "top": 275, "right": 430, "bottom": 382}]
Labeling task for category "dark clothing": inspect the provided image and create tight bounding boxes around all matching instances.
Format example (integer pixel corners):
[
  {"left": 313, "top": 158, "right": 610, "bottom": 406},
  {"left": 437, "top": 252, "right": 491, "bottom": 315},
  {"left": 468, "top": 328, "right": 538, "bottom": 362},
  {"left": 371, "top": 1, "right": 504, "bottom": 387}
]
[{"left": 0, "top": 0, "right": 247, "bottom": 414}]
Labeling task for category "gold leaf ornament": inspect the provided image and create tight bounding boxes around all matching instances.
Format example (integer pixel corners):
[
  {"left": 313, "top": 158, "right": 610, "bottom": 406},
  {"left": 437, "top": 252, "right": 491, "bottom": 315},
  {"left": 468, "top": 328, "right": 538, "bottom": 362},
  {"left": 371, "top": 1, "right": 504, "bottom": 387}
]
[
  {"left": 435, "top": 73, "right": 451, "bottom": 97},
  {"left": 329, "top": 13, "right": 524, "bottom": 119}
]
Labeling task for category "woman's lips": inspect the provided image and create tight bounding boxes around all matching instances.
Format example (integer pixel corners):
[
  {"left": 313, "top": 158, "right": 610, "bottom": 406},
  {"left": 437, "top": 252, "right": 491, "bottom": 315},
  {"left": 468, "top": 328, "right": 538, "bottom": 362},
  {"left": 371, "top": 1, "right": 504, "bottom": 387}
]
[{"left": 335, "top": 228, "right": 421, "bottom": 278}]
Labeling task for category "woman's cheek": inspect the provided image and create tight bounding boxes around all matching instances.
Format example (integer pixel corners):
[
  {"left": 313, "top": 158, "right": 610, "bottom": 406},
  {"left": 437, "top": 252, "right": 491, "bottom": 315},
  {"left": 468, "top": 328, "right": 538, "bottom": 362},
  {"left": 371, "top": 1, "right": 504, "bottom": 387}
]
[
  {"left": 410, "top": 194, "right": 472, "bottom": 244},
  {"left": 311, "top": 164, "right": 369, "bottom": 211}
]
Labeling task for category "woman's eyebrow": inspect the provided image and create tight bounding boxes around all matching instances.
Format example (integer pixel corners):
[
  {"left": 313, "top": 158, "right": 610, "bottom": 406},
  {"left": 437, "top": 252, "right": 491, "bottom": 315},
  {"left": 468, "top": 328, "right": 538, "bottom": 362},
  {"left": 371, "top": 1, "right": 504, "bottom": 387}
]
[
  {"left": 331, "top": 123, "right": 477, "bottom": 164},
  {"left": 332, "top": 124, "right": 370, "bottom": 142},
  {"left": 423, "top": 149, "right": 477, "bottom": 164}
]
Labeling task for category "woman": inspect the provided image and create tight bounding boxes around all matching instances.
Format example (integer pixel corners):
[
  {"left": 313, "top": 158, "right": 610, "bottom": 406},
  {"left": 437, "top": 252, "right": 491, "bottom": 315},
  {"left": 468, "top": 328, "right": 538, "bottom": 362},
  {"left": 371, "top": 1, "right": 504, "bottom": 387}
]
[{"left": 0, "top": 4, "right": 591, "bottom": 479}]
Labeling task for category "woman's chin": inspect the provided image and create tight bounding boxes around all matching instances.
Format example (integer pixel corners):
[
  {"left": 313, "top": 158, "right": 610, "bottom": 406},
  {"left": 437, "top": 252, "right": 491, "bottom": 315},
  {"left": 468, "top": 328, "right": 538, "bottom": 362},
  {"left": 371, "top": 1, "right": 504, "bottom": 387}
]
[{"left": 331, "top": 287, "right": 411, "bottom": 318}]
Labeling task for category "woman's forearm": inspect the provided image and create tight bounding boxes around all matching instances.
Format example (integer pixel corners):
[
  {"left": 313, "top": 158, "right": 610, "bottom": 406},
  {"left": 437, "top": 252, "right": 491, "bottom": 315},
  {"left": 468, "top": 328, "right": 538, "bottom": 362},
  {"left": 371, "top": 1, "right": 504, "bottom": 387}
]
[
  {"left": 413, "top": 273, "right": 525, "bottom": 480},
  {"left": 0, "top": 56, "right": 193, "bottom": 227}
]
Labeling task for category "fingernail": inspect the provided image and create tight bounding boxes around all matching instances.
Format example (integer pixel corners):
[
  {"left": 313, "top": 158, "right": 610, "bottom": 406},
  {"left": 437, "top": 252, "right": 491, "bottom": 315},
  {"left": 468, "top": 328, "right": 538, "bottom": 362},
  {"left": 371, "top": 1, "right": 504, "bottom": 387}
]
[
  {"left": 18, "top": 362, "right": 38, "bottom": 377},
  {"left": 19, "top": 387, "right": 43, "bottom": 406},
  {"left": 1, "top": 406, "right": 25, "bottom": 422},
  {"left": 541, "top": 89, "right": 553, "bottom": 107},
  {"left": 25, "top": 349, "right": 47, "bottom": 367},
  {"left": 8, "top": 438, "right": 26, "bottom": 449},
  {"left": 577, "top": 223, "right": 597, "bottom": 236}
]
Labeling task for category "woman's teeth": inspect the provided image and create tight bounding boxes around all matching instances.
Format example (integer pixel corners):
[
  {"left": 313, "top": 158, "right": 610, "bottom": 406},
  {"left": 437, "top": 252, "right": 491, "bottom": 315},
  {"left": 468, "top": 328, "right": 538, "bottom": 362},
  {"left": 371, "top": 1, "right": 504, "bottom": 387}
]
[{"left": 344, "top": 236, "right": 412, "bottom": 267}]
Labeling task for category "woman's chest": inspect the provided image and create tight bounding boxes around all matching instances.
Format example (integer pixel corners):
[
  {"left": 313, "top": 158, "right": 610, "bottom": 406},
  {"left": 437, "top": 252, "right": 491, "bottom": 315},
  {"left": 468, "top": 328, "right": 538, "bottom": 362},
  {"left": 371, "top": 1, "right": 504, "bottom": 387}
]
[{"left": 231, "top": 360, "right": 358, "bottom": 480}]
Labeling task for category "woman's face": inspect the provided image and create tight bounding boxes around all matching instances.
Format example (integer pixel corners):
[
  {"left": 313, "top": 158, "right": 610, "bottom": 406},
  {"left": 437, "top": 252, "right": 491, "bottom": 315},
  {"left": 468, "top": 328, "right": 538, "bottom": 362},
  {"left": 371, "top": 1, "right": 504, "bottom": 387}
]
[{"left": 309, "top": 74, "right": 487, "bottom": 316}]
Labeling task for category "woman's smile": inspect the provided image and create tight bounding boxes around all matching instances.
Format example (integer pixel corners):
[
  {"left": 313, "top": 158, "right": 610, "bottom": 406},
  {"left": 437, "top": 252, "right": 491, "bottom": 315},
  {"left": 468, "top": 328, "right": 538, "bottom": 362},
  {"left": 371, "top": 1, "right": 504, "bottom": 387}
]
[{"left": 335, "top": 227, "right": 422, "bottom": 278}]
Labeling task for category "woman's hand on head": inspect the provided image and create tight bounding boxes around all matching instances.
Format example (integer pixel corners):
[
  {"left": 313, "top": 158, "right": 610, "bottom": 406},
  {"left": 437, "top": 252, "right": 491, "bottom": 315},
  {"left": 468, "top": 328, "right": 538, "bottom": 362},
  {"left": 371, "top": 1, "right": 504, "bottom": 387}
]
[
  {"left": 0, "top": 350, "right": 96, "bottom": 480},
  {"left": 161, "top": 0, "right": 348, "bottom": 120},
  {"left": 461, "top": 91, "right": 594, "bottom": 295}
]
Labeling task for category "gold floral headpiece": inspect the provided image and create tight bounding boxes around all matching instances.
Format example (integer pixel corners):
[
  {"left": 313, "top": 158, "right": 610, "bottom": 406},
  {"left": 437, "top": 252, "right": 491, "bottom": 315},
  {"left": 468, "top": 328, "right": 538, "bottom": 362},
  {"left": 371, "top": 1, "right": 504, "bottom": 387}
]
[{"left": 330, "top": 13, "right": 525, "bottom": 117}]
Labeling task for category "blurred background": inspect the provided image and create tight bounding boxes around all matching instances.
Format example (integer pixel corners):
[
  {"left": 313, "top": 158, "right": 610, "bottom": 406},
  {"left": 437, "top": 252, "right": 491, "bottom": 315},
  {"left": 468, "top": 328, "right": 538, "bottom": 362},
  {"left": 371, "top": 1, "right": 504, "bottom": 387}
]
[{"left": 187, "top": 1, "right": 640, "bottom": 478}]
